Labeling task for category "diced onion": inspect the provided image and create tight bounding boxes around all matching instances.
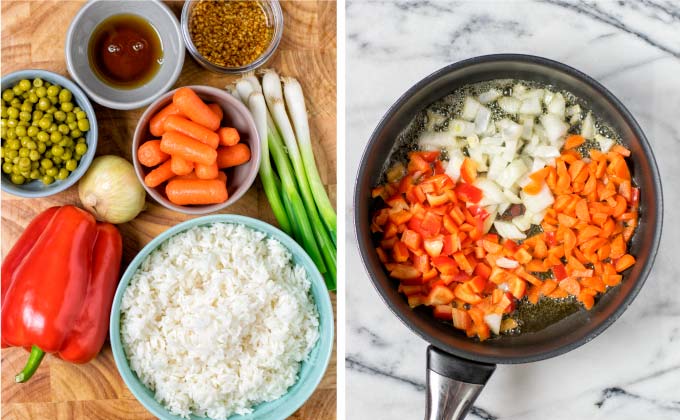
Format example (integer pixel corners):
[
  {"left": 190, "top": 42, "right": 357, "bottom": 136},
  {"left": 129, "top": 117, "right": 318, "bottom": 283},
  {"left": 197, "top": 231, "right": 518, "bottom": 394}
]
[
  {"left": 581, "top": 111, "right": 595, "bottom": 139},
  {"left": 484, "top": 313, "right": 502, "bottom": 335},
  {"left": 547, "top": 93, "right": 566, "bottom": 119},
  {"left": 540, "top": 114, "right": 569, "bottom": 144},
  {"left": 474, "top": 106, "right": 492, "bottom": 134},
  {"left": 498, "top": 96, "right": 520, "bottom": 114},
  {"left": 462, "top": 97, "right": 481, "bottom": 121},
  {"left": 595, "top": 134, "right": 615, "bottom": 152},
  {"left": 496, "top": 257, "right": 520, "bottom": 269},
  {"left": 418, "top": 131, "right": 455, "bottom": 149},
  {"left": 479, "top": 89, "right": 502, "bottom": 104},
  {"left": 521, "top": 183, "right": 554, "bottom": 213},
  {"left": 450, "top": 119, "right": 476, "bottom": 137},
  {"left": 519, "top": 97, "right": 541, "bottom": 115},
  {"left": 493, "top": 221, "right": 527, "bottom": 240}
]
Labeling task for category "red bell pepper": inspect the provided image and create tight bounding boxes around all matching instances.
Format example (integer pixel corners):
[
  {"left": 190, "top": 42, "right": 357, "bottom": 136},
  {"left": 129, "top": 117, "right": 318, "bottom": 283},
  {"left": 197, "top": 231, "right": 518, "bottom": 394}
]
[{"left": 1, "top": 206, "right": 123, "bottom": 382}]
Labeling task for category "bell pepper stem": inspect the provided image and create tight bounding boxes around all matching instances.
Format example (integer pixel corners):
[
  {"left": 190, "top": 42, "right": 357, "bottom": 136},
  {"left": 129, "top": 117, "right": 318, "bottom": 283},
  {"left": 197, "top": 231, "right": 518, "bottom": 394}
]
[{"left": 15, "top": 345, "right": 45, "bottom": 383}]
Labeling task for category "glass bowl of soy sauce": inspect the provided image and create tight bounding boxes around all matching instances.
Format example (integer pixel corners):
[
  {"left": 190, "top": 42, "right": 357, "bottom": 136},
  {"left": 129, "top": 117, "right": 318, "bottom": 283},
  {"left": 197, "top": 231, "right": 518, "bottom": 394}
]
[{"left": 65, "top": 0, "right": 185, "bottom": 110}]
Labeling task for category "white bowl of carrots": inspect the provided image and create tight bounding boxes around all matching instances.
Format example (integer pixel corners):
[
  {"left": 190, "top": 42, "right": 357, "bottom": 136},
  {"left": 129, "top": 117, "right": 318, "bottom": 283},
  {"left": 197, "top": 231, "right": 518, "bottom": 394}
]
[{"left": 133, "top": 86, "right": 260, "bottom": 214}]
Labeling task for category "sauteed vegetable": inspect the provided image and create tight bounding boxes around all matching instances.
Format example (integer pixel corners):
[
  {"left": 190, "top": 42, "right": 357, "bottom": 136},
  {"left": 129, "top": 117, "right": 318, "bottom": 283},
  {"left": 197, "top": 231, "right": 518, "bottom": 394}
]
[{"left": 371, "top": 82, "right": 639, "bottom": 341}]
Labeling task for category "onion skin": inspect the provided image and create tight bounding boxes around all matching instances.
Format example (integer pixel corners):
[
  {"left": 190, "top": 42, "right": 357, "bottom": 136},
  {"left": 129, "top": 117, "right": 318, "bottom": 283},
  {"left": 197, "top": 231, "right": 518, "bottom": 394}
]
[{"left": 78, "top": 156, "right": 146, "bottom": 224}]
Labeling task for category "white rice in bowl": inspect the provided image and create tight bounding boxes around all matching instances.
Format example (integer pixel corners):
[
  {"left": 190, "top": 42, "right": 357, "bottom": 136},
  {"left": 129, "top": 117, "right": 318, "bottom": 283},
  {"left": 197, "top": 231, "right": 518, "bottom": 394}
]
[{"left": 120, "top": 223, "right": 320, "bottom": 419}]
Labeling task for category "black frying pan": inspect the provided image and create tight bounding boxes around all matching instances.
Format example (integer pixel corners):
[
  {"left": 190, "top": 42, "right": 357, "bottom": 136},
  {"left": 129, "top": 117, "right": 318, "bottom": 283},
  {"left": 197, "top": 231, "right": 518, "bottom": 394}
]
[{"left": 354, "top": 54, "right": 663, "bottom": 419}]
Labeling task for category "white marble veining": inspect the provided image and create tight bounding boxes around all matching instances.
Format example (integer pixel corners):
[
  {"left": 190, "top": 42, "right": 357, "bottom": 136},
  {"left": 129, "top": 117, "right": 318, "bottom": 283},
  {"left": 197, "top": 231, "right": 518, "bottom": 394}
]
[{"left": 345, "top": 1, "right": 680, "bottom": 419}]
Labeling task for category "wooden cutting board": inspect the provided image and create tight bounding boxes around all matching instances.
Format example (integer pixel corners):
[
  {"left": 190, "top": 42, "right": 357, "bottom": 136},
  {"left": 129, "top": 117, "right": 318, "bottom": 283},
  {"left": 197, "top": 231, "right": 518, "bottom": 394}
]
[{"left": 0, "top": 1, "right": 337, "bottom": 419}]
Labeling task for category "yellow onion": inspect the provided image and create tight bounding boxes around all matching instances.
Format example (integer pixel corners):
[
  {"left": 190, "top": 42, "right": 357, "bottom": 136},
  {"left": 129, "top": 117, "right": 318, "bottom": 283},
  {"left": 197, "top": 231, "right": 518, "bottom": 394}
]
[{"left": 78, "top": 155, "right": 146, "bottom": 224}]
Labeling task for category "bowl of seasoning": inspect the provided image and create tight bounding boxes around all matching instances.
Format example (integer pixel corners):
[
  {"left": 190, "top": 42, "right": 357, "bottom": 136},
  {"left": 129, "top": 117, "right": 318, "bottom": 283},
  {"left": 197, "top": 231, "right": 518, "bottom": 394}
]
[
  {"left": 65, "top": 0, "right": 184, "bottom": 110},
  {"left": 181, "top": 0, "right": 283, "bottom": 74},
  {"left": 1, "top": 69, "right": 97, "bottom": 198}
]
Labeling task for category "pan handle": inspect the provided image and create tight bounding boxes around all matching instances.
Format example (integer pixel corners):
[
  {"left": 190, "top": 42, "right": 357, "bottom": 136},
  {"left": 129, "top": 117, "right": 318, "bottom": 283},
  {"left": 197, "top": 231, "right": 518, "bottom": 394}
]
[{"left": 425, "top": 346, "right": 496, "bottom": 420}]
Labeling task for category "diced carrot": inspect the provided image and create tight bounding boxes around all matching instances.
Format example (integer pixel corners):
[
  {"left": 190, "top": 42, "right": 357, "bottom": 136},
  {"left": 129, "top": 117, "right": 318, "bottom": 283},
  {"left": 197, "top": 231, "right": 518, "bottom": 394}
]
[
  {"left": 559, "top": 278, "right": 581, "bottom": 296},
  {"left": 615, "top": 254, "right": 636, "bottom": 272},
  {"left": 611, "top": 144, "right": 631, "bottom": 157},
  {"left": 564, "top": 134, "right": 585, "bottom": 149}
]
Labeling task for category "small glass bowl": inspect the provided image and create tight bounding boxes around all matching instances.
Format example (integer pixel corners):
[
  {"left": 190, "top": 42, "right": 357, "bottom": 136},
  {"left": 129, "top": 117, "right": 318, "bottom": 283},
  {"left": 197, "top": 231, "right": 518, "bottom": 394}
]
[{"left": 181, "top": 0, "right": 283, "bottom": 74}]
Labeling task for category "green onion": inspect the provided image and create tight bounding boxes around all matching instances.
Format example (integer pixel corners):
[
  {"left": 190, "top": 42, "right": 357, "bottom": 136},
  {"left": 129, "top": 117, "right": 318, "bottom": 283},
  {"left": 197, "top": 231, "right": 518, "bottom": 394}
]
[{"left": 282, "top": 77, "right": 337, "bottom": 242}]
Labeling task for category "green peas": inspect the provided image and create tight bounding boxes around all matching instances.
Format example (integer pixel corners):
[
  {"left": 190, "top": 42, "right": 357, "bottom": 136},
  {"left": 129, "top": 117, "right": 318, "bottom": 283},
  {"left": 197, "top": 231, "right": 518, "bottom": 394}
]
[
  {"left": 12, "top": 85, "right": 23, "bottom": 96},
  {"left": 6, "top": 119, "right": 17, "bottom": 128},
  {"left": 77, "top": 119, "right": 90, "bottom": 132},
  {"left": 46, "top": 85, "right": 60, "bottom": 98},
  {"left": 67, "top": 121, "right": 78, "bottom": 131},
  {"left": 66, "top": 112, "right": 76, "bottom": 123},
  {"left": 75, "top": 143, "right": 87, "bottom": 156},
  {"left": 27, "top": 92, "right": 38, "bottom": 104},
  {"left": 37, "top": 98, "right": 50, "bottom": 111},
  {"left": 51, "top": 145, "right": 64, "bottom": 156},
  {"left": 33, "top": 78, "right": 43, "bottom": 88},
  {"left": 10, "top": 174, "right": 25, "bottom": 184},
  {"left": 29, "top": 150, "right": 40, "bottom": 161},
  {"left": 50, "top": 131, "right": 62, "bottom": 142},
  {"left": 52, "top": 156, "right": 62, "bottom": 165},
  {"left": 18, "top": 148, "right": 29, "bottom": 158},
  {"left": 56, "top": 168, "right": 69, "bottom": 180},
  {"left": 41, "top": 158, "right": 53, "bottom": 169},
  {"left": 35, "top": 86, "right": 47, "bottom": 98},
  {"left": 18, "top": 80, "right": 31, "bottom": 92},
  {"left": 62, "top": 149, "right": 72, "bottom": 160},
  {"left": 58, "top": 124, "right": 69, "bottom": 135},
  {"left": 18, "top": 155, "right": 31, "bottom": 167},
  {"left": 75, "top": 110, "right": 87, "bottom": 121},
  {"left": 38, "top": 118, "right": 51, "bottom": 130},
  {"left": 10, "top": 98, "right": 21, "bottom": 108},
  {"left": 47, "top": 123, "right": 57, "bottom": 133},
  {"left": 37, "top": 143, "right": 46, "bottom": 153},
  {"left": 11, "top": 163, "right": 21, "bottom": 173},
  {"left": 60, "top": 102, "right": 73, "bottom": 112},
  {"left": 70, "top": 129, "right": 81, "bottom": 138},
  {"left": 37, "top": 131, "right": 49, "bottom": 142},
  {"left": 2, "top": 89, "right": 14, "bottom": 102},
  {"left": 7, "top": 107, "right": 19, "bottom": 119},
  {"left": 20, "top": 102, "right": 32, "bottom": 113},
  {"left": 27, "top": 126, "right": 38, "bottom": 137},
  {"left": 59, "top": 89, "right": 72, "bottom": 103},
  {"left": 2, "top": 162, "right": 12, "bottom": 174},
  {"left": 19, "top": 111, "right": 31, "bottom": 122},
  {"left": 44, "top": 151, "right": 52, "bottom": 159},
  {"left": 29, "top": 169, "right": 40, "bottom": 180},
  {"left": 7, "top": 139, "right": 20, "bottom": 150},
  {"left": 32, "top": 110, "right": 43, "bottom": 121},
  {"left": 6, "top": 150, "right": 18, "bottom": 160},
  {"left": 46, "top": 167, "right": 58, "bottom": 177},
  {"left": 14, "top": 125, "right": 27, "bottom": 137},
  {"left": 26, "top": 140, "right": 37, "bottom": 150},
  {"left": 54, "top": 110, "right": 66, "bottom": 122},
  {"left": 65, "top": 159, "right": 77, "bottom": 171},
  {"left": 41, "top": 175, "right": 54, "bottom": 185},
  {"left": 0, "top": 106, "right": 7, "bottom": 118}
]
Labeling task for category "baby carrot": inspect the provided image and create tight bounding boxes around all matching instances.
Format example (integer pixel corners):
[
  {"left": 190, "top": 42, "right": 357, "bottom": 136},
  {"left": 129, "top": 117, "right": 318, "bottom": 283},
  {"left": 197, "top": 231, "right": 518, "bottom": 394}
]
[
  {"left": 195, "top": 161, "right": 219, "bottom": 179},
  {"left": 166, "top": 179, "right": 228, "bottom": 205},
  {"left": 171, "top": 155, "right": 194, "bottom": 176},
  {"left": 208, "top": 103, "right": 223, "bottom": 121},
  {"left": 164, "top": 115, "right": 220, "bottom": 149},
  {"left": 144, "top": 160, "right": 174, "bottom": 188},
  {"left": 172, "top": 87, "right": 220, "bottom": 131},
  {"left": 216, "top": 143, "right": 251, "bottom": 168},
  {"left": 150, "top": 103, "right": 183, "bottom": 137},
  {"left": 176, "top": 170, "right": 227, "bottom": 183},
  {"left": 137, "top": 140, "right": 169, "bottom": 167},
  {"left": 218, "top": 127, "right": 240, "bottom": 146},
  {"left": 160, "top": 131, "right": 217, "bottom": 166}
]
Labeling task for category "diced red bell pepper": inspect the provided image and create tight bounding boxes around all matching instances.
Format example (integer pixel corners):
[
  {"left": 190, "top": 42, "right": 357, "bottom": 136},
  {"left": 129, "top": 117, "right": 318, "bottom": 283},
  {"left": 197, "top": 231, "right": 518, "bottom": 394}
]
[
  {"left": 424, "top": 237, "right": 444, "bottom": 257},
  {"left": 401, "top": 229, "right": 422, "bottom": 251},
  {"left": 441, "top": 234, "right": 457, "bottom": 256},
  {"left": 460, "top": 158, "right": 478, "bottom": 184},
  {"left": 454, "top": 283, "right": 482, "bottom": 304},
  {"left": 433, "top": 304, "right": 453, "bottom": 319},
  {"left": 473, "top": 262, "right": 491, "bottom": 280},
  {"left": 451, "top": 308, "right": 472, "bottom": 330},
  {"left": 431, "top": 256, "right": 458, "bottom": 275},
  {"left": 385, "top": 195, "right": 409, "bottom": 210},
  {"left": 453, "top": 251, "right": 473, "bottom": 274},
  {"left": 508, "top": 276, "right": 527, "bottom": 299},
  {"left": 413, "top": 254, "right": 431, "bottom": 273},
  {"left": 421, "top": 212, "right": 442, "bottom": 237},
  {"left": 392, "top": 241, "right": 410, "bottom": 262},
  {"left": 503, "top": 239, "right": 519, "bottom": 253},
  {"left": 552, "top": 264, "right": 568, "bottom": 281},
  {"left": 497, "top": 292, "right": 516, "bottom": 314},
  {"left": 425, "top": 285, "right": 455, "bottom": 305},
  {"left": 408, "top": 154, "right": 432, "bottom": 174},
  {"left": 433, "top": 160, "right": 446, "bottom": 175},
  {"left": 544, "top": 231, "right": 557, "bottom": 247},
  {"left": 411, "top": 150, "right": 440, "bottom": 163},
  {"left": 426, "top": 193, "right": 449, "bottom": 207},
  {"left": 422, "top": 268, "right": 438, "bottom": 281},
  {"left": 408, "top": 294, "right": 425, "bottom": 308},
  {"left": 390, "top": 264, "right": 420, "bottom": 281},
  {"left": 468, "top": 275, "right": 487, "bottom": 294},
  {"left": 399, "top": 284, "right": 424, "bottom": 296},
  {"left": 454, "top": 183, "right": 483, "bottom": 203},
  {"left": 388, "top": 209, "right": 412, "bottom": 226}
]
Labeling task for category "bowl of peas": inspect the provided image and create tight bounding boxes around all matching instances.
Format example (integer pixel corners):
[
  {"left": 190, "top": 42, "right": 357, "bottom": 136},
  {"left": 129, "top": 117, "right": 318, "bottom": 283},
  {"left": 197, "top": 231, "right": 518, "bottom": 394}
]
[{"left": 1, "top": 69, "right": 97, "bottom": 198}]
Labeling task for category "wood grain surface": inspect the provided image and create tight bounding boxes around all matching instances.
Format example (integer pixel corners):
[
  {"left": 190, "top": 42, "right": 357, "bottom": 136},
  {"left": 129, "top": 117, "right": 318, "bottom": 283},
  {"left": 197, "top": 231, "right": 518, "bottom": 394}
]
[{"left": 0, "top": 1, "right": 337, "bottom": 419}]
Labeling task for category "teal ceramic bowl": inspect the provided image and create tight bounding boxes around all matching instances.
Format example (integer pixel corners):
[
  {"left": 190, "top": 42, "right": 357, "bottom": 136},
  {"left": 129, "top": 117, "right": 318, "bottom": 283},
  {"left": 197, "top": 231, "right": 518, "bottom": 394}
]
[
  {"left": 0, "top": 69, "right": 98, "bottom": 198},
  {"left": 110, "top": 215, "right": 334, "bottom": 420}
]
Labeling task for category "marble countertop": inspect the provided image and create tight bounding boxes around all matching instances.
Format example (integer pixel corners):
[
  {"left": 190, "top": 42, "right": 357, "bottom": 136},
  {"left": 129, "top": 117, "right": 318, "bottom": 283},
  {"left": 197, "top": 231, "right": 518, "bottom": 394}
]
[{"left": 345, "top": 1, "right": 680, "bottom": 419}]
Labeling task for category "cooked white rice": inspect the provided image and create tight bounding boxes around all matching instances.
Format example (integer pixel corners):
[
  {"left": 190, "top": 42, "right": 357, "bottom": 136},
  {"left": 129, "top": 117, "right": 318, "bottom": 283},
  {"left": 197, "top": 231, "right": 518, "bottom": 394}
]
[{"left": 120, "top": 223, "right": 319, "bottom": 419}]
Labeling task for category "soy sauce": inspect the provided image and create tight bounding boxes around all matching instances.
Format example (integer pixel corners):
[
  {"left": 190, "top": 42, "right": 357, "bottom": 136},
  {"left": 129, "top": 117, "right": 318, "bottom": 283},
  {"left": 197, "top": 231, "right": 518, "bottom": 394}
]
[{"left": 88, "top": 14, "right": 163, "bottom": 89}]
